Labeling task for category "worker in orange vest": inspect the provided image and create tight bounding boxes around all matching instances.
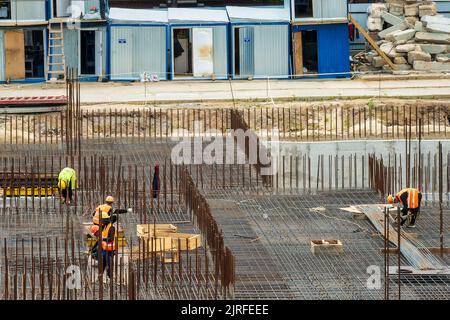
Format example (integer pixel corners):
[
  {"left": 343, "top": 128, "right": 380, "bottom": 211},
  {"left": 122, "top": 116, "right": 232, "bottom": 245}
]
[
  {"left": 93, "top": 196, "right": 115, "bottom": 226},
  {"left": 387, "top": 188, "right": 422, "bottom": 228},
  {"left": 100, "top": 214, "right": 118, "bottom": 280}
]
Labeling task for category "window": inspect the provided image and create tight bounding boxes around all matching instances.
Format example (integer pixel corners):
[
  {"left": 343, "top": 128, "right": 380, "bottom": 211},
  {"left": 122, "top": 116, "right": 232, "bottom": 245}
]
[
  {"left": 294, "top": 0, "right": 313, "bottom": 18},
  {"left": 108, "top": 0, "right": 284, "bottom": 9},
  {"left": 0, "top": 0, "right": 11, "bottom": 19}
]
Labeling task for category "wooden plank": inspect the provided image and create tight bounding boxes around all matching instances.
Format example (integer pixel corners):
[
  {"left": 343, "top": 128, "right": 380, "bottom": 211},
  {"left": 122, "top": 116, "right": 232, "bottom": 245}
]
[
  {"left": 357, "top": 205, "right": 445, "bottom": 270},
  {"left": 293, "top": 31, "right": 303, "bottom": 76},
  {"left": 0, "top": 22, "right": 48, "bottom": 27},
  {"left": 4, "top": 30, "right": 25, "bottom": 80},
  {"left": 348, "top": 14, "right": 396, "bottom": 70},
  {"left": 137, "top": 224, "right": 178, "bottom": 236}
]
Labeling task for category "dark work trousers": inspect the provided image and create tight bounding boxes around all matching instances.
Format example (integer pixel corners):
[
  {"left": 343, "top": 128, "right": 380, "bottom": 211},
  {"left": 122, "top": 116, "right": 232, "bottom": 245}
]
[
  {"left": 101, "top": 250, "right": 115, "bottom": 278},
  {"left": 61, "top": 181, "right": 73, "bottom": 203},
  {"left": 400, "top": 192, "right": 422, "bottom": 226}
]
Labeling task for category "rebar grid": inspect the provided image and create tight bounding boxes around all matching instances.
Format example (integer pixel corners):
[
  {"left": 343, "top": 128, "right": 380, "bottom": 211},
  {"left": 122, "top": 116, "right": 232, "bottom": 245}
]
[{"left": 201, "top": 189, "right": 449, "bottom": 300}]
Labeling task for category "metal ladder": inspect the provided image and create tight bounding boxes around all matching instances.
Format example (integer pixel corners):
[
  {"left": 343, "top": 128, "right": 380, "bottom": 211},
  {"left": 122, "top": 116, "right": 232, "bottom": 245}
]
[{"left": 46, "top": 22, "right": 66, "bottom": 82}]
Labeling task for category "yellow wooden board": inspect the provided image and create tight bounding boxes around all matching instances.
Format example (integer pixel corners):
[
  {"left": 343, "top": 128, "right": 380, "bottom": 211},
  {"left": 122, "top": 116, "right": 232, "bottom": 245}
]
[
  {"left": 137, "top": 224, "right": 178, "bottom": 236},
  {"left": 0, "top": 187, "right": 58, "bottom": 197},
  {"left": 138, "top": 232, "right": 202, "bottom": 251},
  {"left": 4, "top": 30, "right": 25, "bottom": 80},
  {"left": 293, "top": 31, "right": 303, "bottom": 76}
]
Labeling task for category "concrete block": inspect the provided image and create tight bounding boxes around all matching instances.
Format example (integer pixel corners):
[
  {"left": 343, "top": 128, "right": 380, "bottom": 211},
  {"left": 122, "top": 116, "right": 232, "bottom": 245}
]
[
  {"left": 422, "top": 15, "right": 450, "bottom": 26},
  {"left": 415, "top": 32, "right": 450, "bottom": 44},
  {"left": 436, "top": 54, "right": 450, "bottom": 63},
  {"left": 387, "top": 29, "right": 416, "bottom": 42},
  {"left": 368, "top": 17, "right": 384, "bottom": 31},
  {"left": 426, "top": 23, "right": 450, "bottom": 34},
  {"left": 395, "top": 39, "right": 407, "bottom": 46},
  {"left": 396, "top": 43, "right": 416, "bottom": 53},
  {"left": 405, "top": 16, "right": 419, "bottom": 27},
  {"left": 373, "top": 56, "right": 387, "bottom": 68},
  {"left": 419, "top": 4, "right": 437, "bottom": 17},
  {"left": 408, "top": 50, "right": 432, "bottom": 64},
  {"left": 414, "top": 21, "right": 423, "bottom": 32},
  {"left": 381, "top": 11, "right": 404, "bottom": 25},
  {"left": 389, "top": 3, "right": 404, "bottom": 16},
  {"left": 379, "top": 22, "right": 407, "bottom": 39},
  {"left": 368, "top": 3, "right": 388, "bottom": 18},
  {"left": 420, "top": 44, "right": 447, "bottom": 54},
  {"left": 381, "top": 42, "right": 404, "bottom": 58},
  {"left": 394, "top": 64, "right": 412, "bottom": 71},
  {"left": 404, "top": 4, "right": 419, "bottom": 17},
  {"left": 413, "top": 60, "right": 450, "bottom": 71},
  {"left": 394, "top": 56, "right": 408, "bottom": 64}
]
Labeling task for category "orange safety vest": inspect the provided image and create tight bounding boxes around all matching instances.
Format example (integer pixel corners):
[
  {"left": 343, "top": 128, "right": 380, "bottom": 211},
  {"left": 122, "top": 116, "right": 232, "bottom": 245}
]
[
  {"left": 101, "top": 223, "right": 117, "bottom": 251},
  {"left": 93, "top": 204, "right": 112, "bottom": 225},
  {"left": 396, "top": 188, "right": 420, "bottom": 209}
]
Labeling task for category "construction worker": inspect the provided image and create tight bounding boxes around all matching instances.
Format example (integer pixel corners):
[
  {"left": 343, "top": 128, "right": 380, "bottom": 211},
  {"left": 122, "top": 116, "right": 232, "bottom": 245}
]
[
  {"left": 58, "top": 167, "right": 77, "bottom": 204},
  {"left": 89, "top": 225, "right": 100, "bottom": 261},
  {"left": 93, "top": 196, "right": 115, "bottom": 226},
  {"left": 100, "top": 214, "right": 118, "bottom": 280},
  {"left": 387, "top": 188, "right": 422, "bottom": 228}
]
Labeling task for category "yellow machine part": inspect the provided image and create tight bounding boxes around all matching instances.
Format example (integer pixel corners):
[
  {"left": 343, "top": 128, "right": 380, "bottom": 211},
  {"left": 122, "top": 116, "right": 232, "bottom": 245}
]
[
  {"left": 0, "top": 187, "right": 59, "bottom": 197},
  {"left": 86, "top": 236, "right": 127, "bottom": 248}
]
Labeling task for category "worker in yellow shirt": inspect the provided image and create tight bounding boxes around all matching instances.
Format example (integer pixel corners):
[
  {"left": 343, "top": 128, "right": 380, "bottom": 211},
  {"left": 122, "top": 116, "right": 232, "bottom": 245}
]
[
  {"left": 387, "top": 188, "right": 422, "bottom": 228},
  {"left": 58, "top": 167, "right": 77, "bottom": 204}
]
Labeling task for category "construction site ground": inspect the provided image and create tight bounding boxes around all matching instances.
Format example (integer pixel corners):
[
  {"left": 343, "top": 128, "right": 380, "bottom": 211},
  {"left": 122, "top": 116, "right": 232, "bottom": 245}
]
[{"left": 1, "top": 82, "right": 449, "bottom": 300}]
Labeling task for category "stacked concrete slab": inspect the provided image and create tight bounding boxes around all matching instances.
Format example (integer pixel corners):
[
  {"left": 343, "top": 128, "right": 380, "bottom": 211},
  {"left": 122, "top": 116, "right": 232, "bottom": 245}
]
[{"left": 363, "top": 0, "right": 450, "bottom": 72}]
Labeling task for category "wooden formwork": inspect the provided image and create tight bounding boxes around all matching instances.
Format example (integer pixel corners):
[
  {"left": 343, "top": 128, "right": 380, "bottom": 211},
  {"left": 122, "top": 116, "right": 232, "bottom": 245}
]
[{"left": 310, "top": 240, "right": 343, "bottom": 255}]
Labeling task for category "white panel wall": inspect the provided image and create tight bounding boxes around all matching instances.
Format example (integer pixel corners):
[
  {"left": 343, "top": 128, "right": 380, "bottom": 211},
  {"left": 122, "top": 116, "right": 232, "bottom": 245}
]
[
  {"left": 13, "top": 0, "right": 46, "bottom": 21},
  {"left": 254, "top": 25, "right": 289, "bottom": 78},
  {"left": 0, "top": 31, "right": 4, "bottom": 82},
  {"left": 111, "top": 26, "right": 167, "bottom": 80},
  {"left": 313, "top": 0, "right": 347, "bottom": 19}
]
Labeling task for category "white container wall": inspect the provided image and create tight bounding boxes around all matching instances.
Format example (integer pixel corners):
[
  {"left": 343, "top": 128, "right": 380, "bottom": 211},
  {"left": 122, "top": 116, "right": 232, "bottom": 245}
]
[
  {"left": 234, "top": 24, "right": 289, "bottom": 79},
  {"left": 313, "top": 0, "right": 347, "bottom": 19},
  {"left": 11, "top": 0, "right": 46, "bottom": 21},
  {"left": 212, "top": 26, "right": 228, "bottom": 78},
  {"left": 254, "top": 24, "right": 289, "bottom": 78},
  {"left": 63, "top": 29, "right": 79, "bottom": 70},
  {"left": 111, "top": 26, "right": 167, "bottom": 80},
  {"left": 292, "top": 0, "right": 347, "bottom": 20},
  {"left": 0, "top": 31, "right": 4, "bottom": 81}
]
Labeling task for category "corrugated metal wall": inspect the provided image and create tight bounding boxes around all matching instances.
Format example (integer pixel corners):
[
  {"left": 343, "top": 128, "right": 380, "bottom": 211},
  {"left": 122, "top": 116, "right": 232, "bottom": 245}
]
[
  {"left": 111, "top": 26, "right": 167, "bottom": 80},
  {"left": 238, "top": 27, "right": 254, "bottom": 78},
  {"left": 13, "top": 0, "right": 46, "bottom": 21},
  {"left": 254, "top": 24, "right": 288, "bottom": 78},
  {"left": 63, "top": 29, "right": 79, "bottom": 70},
  {"left": 0, "top": 31, "right": 4, "bottom": 82},
  {"left": 313, "top": 0, "right": 347, "bottom": 19},
  {"left": 294, "top": 23, "right": 349, "bottom": 76},
  {"left": 212, "top": 26, "right": 227, "bottom": 79}
]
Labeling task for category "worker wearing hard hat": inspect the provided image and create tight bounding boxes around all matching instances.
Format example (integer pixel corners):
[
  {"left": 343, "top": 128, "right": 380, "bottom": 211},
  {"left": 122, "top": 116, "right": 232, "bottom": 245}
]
[
  {"left": 100, "top": 213, "right": 118, "bottom": 280},
  {"left": 387, "top": 188, "right": 422, "bottom": 228},
  {"left": 93, "top": 196, "right": 115, "bottom": 226},
  {"left": 58, "top": 167, "right": 77, "bottom": 204}
]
